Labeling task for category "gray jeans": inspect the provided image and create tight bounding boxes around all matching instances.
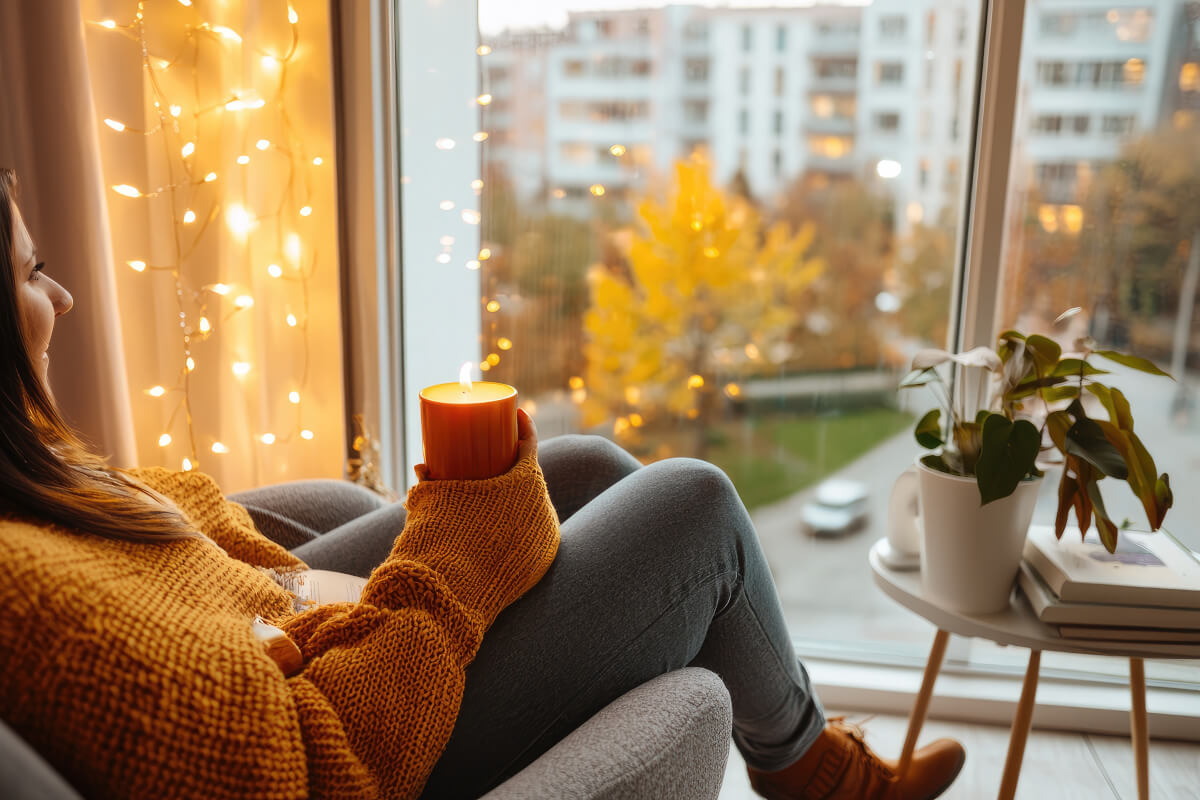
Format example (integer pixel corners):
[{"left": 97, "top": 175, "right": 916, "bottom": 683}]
[{"left": 232, "top": 435, "right": 825, "bottom": 797}]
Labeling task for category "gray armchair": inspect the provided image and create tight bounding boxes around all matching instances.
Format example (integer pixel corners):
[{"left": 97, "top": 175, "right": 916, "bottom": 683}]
[{"left": 0, "top": 667, "right": 731, "bottom": 799}]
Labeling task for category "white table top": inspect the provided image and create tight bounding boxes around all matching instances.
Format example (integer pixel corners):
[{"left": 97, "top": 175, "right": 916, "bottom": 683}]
[{"left": 869, "top": 539, "right": 1200, "bottom": 660}]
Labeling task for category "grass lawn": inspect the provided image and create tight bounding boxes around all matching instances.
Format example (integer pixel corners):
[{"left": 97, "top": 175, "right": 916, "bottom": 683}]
[{"left": 703, "top": 408, "right": 913, "bottom": 510}]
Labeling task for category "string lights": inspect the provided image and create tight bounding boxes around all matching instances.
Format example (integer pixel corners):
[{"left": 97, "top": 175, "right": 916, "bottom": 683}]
[{"left": 93, "top": 0, "right": 323, "bottom": 472}]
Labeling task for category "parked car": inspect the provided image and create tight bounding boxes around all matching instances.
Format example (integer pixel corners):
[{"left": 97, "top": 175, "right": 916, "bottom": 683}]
[{"left": 802, "top": 479, "right": 870, "bottom": 536}]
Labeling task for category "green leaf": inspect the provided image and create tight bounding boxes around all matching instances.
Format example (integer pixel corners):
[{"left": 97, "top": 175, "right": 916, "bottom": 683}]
[
  {"left": 1006, "top": 375, "right": 1069, "bottom": 401},
  {"left": 1025, "top": 335, "right": 1063, "bottom": 372},
  {"left": 1042, "top": 385, "right": 1080, "bottom": 403},
  {"left": 899, "top": 368, "right": 938, "bottom": 389},
  {"left": 1085, "top": 481, "right": 1120, "bottom": 553},
  {"left": 1046, "top": 410, "right": 1071, "bottom": 452},
  {"left": 1051, "top": 358, "right": 1109, "bottom": 378},
  {"left": 914, "top": 409, "right": 943, "bottom": 449},
  {"left": 1093, "top": 350, "right": 1173, "bottom": 379},
  {"left": 976, "top": 415, "right": 1041, "bottom": 505},
  {"left": 1066, "top": 418, "right": 1129, "bottom": 479}
]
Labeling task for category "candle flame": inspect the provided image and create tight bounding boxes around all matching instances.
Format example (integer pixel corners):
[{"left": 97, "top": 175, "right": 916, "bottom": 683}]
[{"left": 459, "top": 361, "right": 473, "bottom": 393}]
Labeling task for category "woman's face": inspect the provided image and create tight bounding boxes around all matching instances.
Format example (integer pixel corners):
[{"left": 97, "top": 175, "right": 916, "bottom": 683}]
[{"left": 11, "top": 202, "right": 72, "bottom": 382}]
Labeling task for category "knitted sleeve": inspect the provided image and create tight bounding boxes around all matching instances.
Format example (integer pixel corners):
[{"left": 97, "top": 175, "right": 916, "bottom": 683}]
[
  {"left": 280, "top": 447, "right": 560, "bottom": 798},
  {"left": 125, "top": 467, "right": 304, "bottom": 571}
]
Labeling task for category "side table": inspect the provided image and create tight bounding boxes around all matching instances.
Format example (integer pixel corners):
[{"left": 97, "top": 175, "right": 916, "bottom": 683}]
[{"left": 869, "top": 538, "right": 1200, "bottom": 800}]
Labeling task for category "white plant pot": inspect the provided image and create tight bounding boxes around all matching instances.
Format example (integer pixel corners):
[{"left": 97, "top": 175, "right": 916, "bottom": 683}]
[{"left": 917, "top": 458, "right": 1042, "bottom": 615}]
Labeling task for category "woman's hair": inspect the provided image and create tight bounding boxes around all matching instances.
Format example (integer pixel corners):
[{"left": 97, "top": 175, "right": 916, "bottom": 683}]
[{"left": 0, "top": 168, "right": 197, "bottom": 541}]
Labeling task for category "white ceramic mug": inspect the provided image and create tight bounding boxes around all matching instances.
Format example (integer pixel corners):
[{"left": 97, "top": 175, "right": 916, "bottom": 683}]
[{"left": 882, "top": 465, "right": 922, "bottom": 570}]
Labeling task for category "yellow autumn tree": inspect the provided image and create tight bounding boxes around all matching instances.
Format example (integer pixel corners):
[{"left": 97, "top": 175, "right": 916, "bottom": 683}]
[{"left": 582, "top": 156, "right": 823, "bottom": 447}]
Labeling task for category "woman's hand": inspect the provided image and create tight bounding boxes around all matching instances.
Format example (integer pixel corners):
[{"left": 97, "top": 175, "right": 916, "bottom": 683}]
[{"left": 414, "top": 408, "right": 538, "bottom": 482}]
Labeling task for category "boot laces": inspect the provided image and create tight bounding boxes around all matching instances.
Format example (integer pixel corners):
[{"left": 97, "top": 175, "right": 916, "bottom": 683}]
[{"left": 828, "top": 716, "right": 894, "bottom": 782}]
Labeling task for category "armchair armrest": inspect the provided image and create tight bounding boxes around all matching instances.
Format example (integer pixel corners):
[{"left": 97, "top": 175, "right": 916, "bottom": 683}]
[{"left": 481, "top": 667, "right": 732, "bottom": 800}]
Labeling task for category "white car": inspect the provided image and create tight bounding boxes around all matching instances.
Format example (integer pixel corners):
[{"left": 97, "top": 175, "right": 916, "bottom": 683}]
[{"left": 802, "top": 479, "right": 870, "bottom": 536}]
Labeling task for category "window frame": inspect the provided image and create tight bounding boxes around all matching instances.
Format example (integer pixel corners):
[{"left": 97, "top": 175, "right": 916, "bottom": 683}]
[{"left": 347, "top": 0, "right": 1200, "bottom": 723}]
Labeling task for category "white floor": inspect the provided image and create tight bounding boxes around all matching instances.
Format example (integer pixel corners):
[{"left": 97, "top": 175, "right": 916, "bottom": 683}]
[{"left": 718, "top": 711, "right": 1200, "bottom": 800}]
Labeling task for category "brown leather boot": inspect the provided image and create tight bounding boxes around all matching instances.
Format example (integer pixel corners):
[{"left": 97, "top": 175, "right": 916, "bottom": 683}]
[{"left": 746, "top": 718, "right": 965, "bottom": 800}]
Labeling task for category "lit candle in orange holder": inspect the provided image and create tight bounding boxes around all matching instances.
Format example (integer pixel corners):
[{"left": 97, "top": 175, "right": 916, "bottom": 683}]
[{"left": 419, "top": 363, "right": 519, "bottom": 480}]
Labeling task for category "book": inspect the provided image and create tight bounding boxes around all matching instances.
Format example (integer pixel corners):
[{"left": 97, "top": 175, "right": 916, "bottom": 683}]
[
  {"left": 1017, "top": 562, "right": 1200, "bottom": 629},
  {"left": 291, "top": 569, "right": 367, "bottom": 606},
  {"left": 1056, "top": 625, "right": 1200, "bottom": 644},
  {"left": 1022, "top": 525, "right": 1200, "bottom": 609}
]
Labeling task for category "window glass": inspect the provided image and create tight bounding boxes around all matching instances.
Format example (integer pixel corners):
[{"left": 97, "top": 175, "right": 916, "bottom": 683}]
[
  {"left": 994, "top": 1, "right": 1200, "bottom": 684},
  {"left": 476, "top": 0, "right": 981, "bottom": 650}
]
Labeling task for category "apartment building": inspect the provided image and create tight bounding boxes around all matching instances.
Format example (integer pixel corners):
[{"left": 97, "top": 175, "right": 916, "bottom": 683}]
[{"left": 482, "top": 1, "right": 1194, "bottom": 230}]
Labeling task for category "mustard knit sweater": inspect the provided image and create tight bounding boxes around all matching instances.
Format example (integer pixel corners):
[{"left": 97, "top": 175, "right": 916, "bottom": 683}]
[{"left": 0, "top": 450, "right": 559, "bottom": 799}]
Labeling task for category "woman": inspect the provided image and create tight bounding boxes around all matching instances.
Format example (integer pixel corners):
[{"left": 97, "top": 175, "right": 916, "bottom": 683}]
[{"left": 0, "top": 168, "right": 964, "bottom": 800}]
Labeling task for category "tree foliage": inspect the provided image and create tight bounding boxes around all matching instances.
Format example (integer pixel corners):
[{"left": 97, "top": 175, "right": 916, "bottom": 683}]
[{"left": 582, "top": 157, "right": 823, "bottom": 439}]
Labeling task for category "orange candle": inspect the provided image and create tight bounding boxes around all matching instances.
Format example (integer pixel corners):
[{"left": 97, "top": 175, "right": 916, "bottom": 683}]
[{"left": 419, "top": 364, "right": 519, "bottom": 480}]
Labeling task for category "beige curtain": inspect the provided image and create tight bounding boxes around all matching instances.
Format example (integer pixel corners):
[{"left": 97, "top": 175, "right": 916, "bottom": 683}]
[
  {"left": 0, "top": 0, "right": 138, "bottom": 465},
  {"left": 0, "top": 1, "right": 346, "bottom": 491}
]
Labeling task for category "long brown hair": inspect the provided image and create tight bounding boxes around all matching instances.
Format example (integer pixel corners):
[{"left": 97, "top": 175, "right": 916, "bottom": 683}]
[{"left": 0, "top": 168, "right": 197, "bottom": 541}]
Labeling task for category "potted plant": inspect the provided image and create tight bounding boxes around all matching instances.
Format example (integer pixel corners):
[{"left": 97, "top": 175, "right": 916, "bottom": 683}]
[{"left": 897, "top": 314, "right": 1174, "bottom": 614}]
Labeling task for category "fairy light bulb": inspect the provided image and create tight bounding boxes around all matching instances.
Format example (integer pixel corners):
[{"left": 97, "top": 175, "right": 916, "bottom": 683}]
[
  {"left": 477, "top": 45, "right": 492, "bottom": 55},
  {"left": 99, "top": 20, "right": 117, "bottom": 29},
  {"left": 128, "top": 260, "right": 147, "bottom": 272},
  {"left": 158, "top": 433, "right": 172, "bottom": 447},
  {"left": 186, "top": 356, "right": 196, "bottom": 372},
  {"left": 209, "top": 283, "right": 230, "bottom": 295},
  {"left": 472, "top": 132, "right": 488, "bottom": 142},
  {"left": 237, "top": 154, "right": 250, "bottom": 165},
  {"left": 436, "top": 253, "right": 451, "bottom": 264},
  {"left": 198, "top": 316, "right": 211, "bottom": 333},
  {"left": 234, "top": 295, "right": 254, "bottom": 309},
  {"left": 286, "top": 313, "right": 298, "bottom": 327},
  {"left": 104, "top": 118, "right": 126, "bottom": 132},
  {"left": 169, "top": 105, "right": 182, "bottom": 117},
  {"left": 204, "top": 171, "right": 217, "bottom": 183},
  {"left": 256, "top": 139, "right": 270, "bottom": 150},
  {"left": 231, "top": 361, "right": 251, "bottom": 376},
  {"left": 259, "top": 433, "right": 276, "bottom": 445},
  {"left": 211, "top": 441, "right": 229, "bottom": 454},
  {"left": 440, "top": 235, "right": 455, "bottom": 246},
  {"left": 261, "top": 55, "right": 279, "bottom": 70},
  {"left": 177, "top": 0, "right": 192, "bottom": 6},
  {"left": 486, "top": 300, "right": 500, "bottom": 312},
  {"left": 436, "top": 138, "right": 456, "bottom": 150},
  {"left": 299, "top": 205, "right": 312, "bottom": 217},
  {"left": 226, "top": 204, "right": 255, "bottom": 236},
  {"left": 476, "top": 93, "right": 493, "bottom": 106},
  {"left": 288, "top": 6, "right": 299, "bottom": 23},
  {"left": 466, "top": 260, "right": 481, "bottom": 270},
  {"left": 267, "top": 263, "right": 283, "bottom": 278},
  {"left": 471, "top": 179, "right": 484, "bottom": 190},
  {"left": 183, "top": 209, "right": 196, "bottom": 224},
  {"left": 312, "top": 157, "right": 323, "bottom": 166},
  {"left": 210, "top": 25, "right": 242, "bottom": 42},
  {"left": 181, "top": 141, "right": 195, "bottom": 157},
  {"left": 439, "top": 200, "right": 455, "bottom": 211},
  {"left": 147, "top": 385, "right": 166, "bottom": 397},
  {"left": 182, "top": 457, "right": 193, "bottom": 471},
  {"left": 288, "top": 391, "right": 300, "bottom": 404},
  {"left": 300, "top": 429, "right": 314, "bottom": 440},
  {"left": 497, "top": 337, "right": 513, "bottom": 350},
  {"left": 284, "top": 233, "right": 302, "bottom": 264},
  {"left": 462, "top": 209, "right": 481, "bottom": 225},
  {"left": 112, "top": 184, "right": 141, "bottom": 198},
  {"left": 478, "top": 247, "right": 492, "bottom": 260}
]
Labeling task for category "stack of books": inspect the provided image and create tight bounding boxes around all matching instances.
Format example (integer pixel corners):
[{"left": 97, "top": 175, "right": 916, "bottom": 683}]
[{"left": 1019, "top": 524, "right": 1200, "bottom": 655}]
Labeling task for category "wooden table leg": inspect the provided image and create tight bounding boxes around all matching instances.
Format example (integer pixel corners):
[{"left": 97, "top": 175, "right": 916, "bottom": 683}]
[
  {"left": 898, "top": 628, "right": 950, "bottom": 776},
  {"left": 1130, "top": 658, "right": 1149, "bottom": 800},
  {"left": 997, "top": 649, "right": 1041, "bottom": 800}
]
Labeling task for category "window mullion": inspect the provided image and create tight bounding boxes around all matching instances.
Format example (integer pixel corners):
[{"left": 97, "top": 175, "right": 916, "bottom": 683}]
[{"left": 952, "top": 0, "right": 1026, "bottom": 355}]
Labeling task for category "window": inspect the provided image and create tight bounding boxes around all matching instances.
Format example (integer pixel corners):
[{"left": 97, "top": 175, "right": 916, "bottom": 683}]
[
  {"left": 1032, "top": 114, "right": 1090, "bottom": 135},
  {"left": 685, "top": 58, "right": 709, "bottom": 82},
  {"left": 879, "top": 14, "right": 906, "bottom": 39},
  {"left": 739, "top": 66, "right": 751, "bottom": 96},
  {"left": 772, "top": 148, "right": 783, "bottom": 177},
  {"left": 738, "top": 108, "right": 749, "bottom": 135},
  {"left": 773, "top": 110, "right": 784, "bottom": 135},
  {"left": 919, "top": 158, "right": 930, "bottom": 188},
  {"left": 683, "top": 99, "right": 709, "bottom": 124},
  {"left": 807, "top": 135, "right": 852, "bottom": 158},
  {"left": 776, "top": 24, "right": 787, "bottom": 52},
  {"left": 684, "top": 21, "right": 708, "bottom": 43},
  {"left": 876, "top": 61, "right": 904, "bottom": 86},
  {"left": 1182, "top": 63, "right": 1200, "bottom": 93},
  {"left": 813, "top": 57, "right": 856, "bottom": 80},
  {"left": 873, "top": 111, "right": 900, "bottom": 133},
  {"left": 1037, "top": 60, "right": 1148, "bottom": 89},
  {"left": 994, "top": 3, "right": 1198, "bottom": 689},
  {"left": 564, "top": 59, "right": 585, "bottom": 77},
  {"left": 774, "top": 66, "right": 785, "bottom": 97},
  {"left": 742, "top": 24, "right": 753, "bottom": 52},
  {"left": 1101, "top": 114, "right": 1136, "bottom": 136}
]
